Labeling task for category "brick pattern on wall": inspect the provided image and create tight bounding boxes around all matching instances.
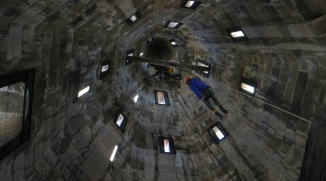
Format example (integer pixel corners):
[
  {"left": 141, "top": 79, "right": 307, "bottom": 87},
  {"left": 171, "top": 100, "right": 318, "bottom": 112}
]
[
  {"left": 0, "top": 0, "right": 324, "bottom": 181},
  {"left": 179, "top": 81, "right": 310, "bottom": 180}
]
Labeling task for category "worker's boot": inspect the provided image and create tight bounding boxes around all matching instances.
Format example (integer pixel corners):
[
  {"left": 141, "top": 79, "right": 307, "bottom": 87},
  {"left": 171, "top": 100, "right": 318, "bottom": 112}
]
[
  {"left": 214, "top": 111, "right": 223, "bottom": 120},
  {"left": 219, "top": 105, "right": 228, "bottom": 114}
]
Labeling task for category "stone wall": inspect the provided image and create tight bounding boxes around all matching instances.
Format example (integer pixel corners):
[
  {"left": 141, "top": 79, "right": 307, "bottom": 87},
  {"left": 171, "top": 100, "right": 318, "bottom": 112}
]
[
  {"left": 0, "top": 0, "right": 325, "bottom": 181},
  {"left": 178, "top": 80, "right": 310, "bottom": 180}
]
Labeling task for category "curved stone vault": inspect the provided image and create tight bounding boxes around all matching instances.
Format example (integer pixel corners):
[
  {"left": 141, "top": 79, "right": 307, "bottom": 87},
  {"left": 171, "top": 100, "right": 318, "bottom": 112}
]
[{"left": 0, "top": 0, "right": 326, "bottom": 180}]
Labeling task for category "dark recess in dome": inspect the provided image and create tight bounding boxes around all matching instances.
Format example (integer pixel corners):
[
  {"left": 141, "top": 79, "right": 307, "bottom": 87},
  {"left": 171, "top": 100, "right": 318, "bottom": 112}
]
[{"left": 144, "top": 37, "right": 175, "bottom": 60}]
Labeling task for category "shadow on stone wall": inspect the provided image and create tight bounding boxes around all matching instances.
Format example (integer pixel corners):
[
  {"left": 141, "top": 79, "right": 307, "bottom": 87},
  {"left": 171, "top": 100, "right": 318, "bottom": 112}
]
[{"left": 300, "top": 115, "right": 326, "bottom": 181}]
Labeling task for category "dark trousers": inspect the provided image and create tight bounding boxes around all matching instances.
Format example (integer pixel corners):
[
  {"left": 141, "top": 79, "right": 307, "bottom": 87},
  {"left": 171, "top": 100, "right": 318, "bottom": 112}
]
[
  {"left": 201, "top": 87, "right": 221, "bottom": 111},
  {"left": 164, "top": 73, "right": 181, "bottom": 79}
]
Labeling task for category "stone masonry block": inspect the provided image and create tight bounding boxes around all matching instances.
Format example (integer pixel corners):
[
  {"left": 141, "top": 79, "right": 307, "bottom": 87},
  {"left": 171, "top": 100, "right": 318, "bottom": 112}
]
[
  {"left": 6, "top": 25, "right": 23, "bottom": 60},
  {"left": 269, "top": 114, "right": 278, "bottom": 129},
  {"left": 282, "top": 146, "right": 302, "bottom": 168},
  {"left": 267, "top": 163, "right": 286, "bottom": 180},
  {"left": 284, "top": 128, "right": 295, "bottom": 141},
  {"left": 297, "top": 24, "right": 314, "bottom": 37},
  {"left": 277, "top": 143, "right": 291, "bottom": 159},
  {"left": 34, "top": 141, "right": 43, "bottom": 162},
  {"left": 294, "top": 133, "right": 307, "bottom": 149},
  {"left": 310, "top": 14, "right": 326, "bottom": 36},
  {"left": 13, "top": 153, "right": 24, "bottom": 172},
  {"left": 34, "top": 159, "right": 55, "bottom": 180},
  {"left": 43, "top": 149, "right": 59, "bottom": 167},
  {"left": 145, "top": 170, "right": 155, "bottom": 180},
  {"left": 13, "top": 168, "right": 24, "bottom": 181},
  {"left": 285, "top": 165, "right": 301, "bottom": 181},
  {"left": 288, "top": 25, "right": 303, "bottom": 37}
]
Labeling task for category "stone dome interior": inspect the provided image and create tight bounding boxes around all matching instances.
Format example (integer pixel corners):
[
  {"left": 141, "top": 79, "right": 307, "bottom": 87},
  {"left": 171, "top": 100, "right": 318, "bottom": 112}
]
[{"left": 0, "top": 0, "right": 326, "bottom": 181}]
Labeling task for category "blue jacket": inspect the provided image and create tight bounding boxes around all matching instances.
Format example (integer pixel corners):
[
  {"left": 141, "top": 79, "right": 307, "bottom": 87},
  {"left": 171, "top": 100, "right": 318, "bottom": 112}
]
[{"left": 188, "top": 78, "right": 208, "bottom": 99}]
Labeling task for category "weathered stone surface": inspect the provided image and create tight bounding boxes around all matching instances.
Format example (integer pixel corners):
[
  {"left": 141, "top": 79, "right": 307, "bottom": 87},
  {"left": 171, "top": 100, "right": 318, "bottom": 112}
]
[{"left": 0, "top": 0, "right": 324, "bottom": 180}]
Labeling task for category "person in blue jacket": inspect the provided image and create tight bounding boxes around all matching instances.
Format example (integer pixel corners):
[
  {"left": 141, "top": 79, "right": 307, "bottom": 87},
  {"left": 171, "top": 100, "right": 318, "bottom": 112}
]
[{"left": 185, "top": 76, "right": 228, "bottom": 120}]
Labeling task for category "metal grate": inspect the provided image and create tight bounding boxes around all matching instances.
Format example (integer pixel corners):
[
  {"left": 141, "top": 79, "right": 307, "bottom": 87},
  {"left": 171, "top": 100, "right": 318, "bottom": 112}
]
[
  {"left": 0, "top": 69, "right": 34, "bottom": 160},
  {"left": 0, "top": 82, "right": 25, "bottom": 147}
]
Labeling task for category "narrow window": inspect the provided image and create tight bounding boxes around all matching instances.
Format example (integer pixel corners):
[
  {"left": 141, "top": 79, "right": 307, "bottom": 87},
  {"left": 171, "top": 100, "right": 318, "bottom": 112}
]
[
  {"left": 195, "top": 60, "right": 211, "bottom": 78},
  {"left": 0, "top": 69, "right": 35, "bottom": 160},
  {"left": 164, "top": 21, "right": 183, "bottom": 29},
  {"left": 226, "top": 27, "right": 248, "bottom": 42},
  {"left": 78, "top": 86, "right": 89, "bottom": 97},
  {"left": 125, "top": 49, "right": 134, "bottom": 66},
  {"left": 169, "top": 39, "right": 178, "bottom": 47},
  {"left": 113, "top": 109, "right": 128, "bottom": 133},
  {"left": 157, "top": 92, "right": 165, "bottom": 105},
  {"left": 207, "top": 122, "right": 229, "bottom": 144},
  {"left": 100, "top": 60, "right": 110, "bottom": 80},
  {"left": 110, "top": 145, "right": 118, "bottom": 161},
  {"left": 130, "top": 15, "right": 137, "bottom": 22},
  {"left": 146, "top": 37, "right": 154, "bottom": 43},
  {"left": 125, "top": 11, "right": 141, "bottom": 25},
  {"left": 241, "top": 83, "right": 254, "bottom": 93},
  {"left": 212, "top": 126, "right": 225, "bottom": 140},
  {"left": 185, "top": 1, "right": 195, "bottom": 7},
  {"left": 101, "top": 65, "right": 109, "bottom": 72},
  {"left": 164, "top": 139, "right": 170, "bottom": 153},
  {"left": 158, "top": 136, "right": 176, "bottom": 154},
  {"left": 180, "top": 0, "right": 201, "bottom": 9},
  {"left": 231, "top": 31, "right": 245, "bottom": 37},
  {"left": 168, "top": 22, "right": 178, "bottom": 28},
  {"left": 239, "top": 77, "right": 257, "bottom": 96},
  {"left": 116, "top": 114, "right": 124, "bottom": 127},
  {"left": 154, "top": 90, "right": 170, "bottom": 106},
  {"left": 134, "top": 94, "right": 139, "bottom": 103}
]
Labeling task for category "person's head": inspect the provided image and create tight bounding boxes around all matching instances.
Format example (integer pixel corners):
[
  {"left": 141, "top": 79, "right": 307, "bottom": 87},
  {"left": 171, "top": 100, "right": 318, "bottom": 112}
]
[{"left": 184, "top": 76, "right": 190, "bottom": 85}]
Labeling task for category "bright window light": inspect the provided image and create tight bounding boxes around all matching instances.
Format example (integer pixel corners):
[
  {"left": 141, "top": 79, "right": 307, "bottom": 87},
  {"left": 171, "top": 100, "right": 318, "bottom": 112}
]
[
  {"left": 198, "top": 62, "right": 209, "bottom": 67},
  {"left": 208, "top": 122, "right": 229, "bottom": 144},
  {"left": 110, "top": 145, "right": 118, "bottom": 161},
  {"left": 154, "top": 90, "right": 170, "bottom": 106},
  {"left": 168, "top": 22, "right": 178, "bottom": 28},
  {"left": 169, "top": 39, "right": 178, "bottom": 47},
  {"left": 196, "top": 61, "right": 211, "bottom": 78},
  {"left": 101, "top": 65, "right": 109, "bottom": 72},
  {"left": 212, "top": 126, "right": 225, "bottom": 140},
  {"left": 241, "top": 83, "right": 254, "bottom": 93},
  {"left": 116, "top": 114, "right": 124, "bottom": 127},
  {"left": 130, "top": 15, "right": 137, "bottom": 22},
  {"left": 78, "top": 86, "right": 89, "bottom": 97},
  {"left": 134, "top": 94, "right": 139, "bottom": 103},
  {"left": 230, "top": 31, "right": 245, "bottom": 38},
  {"left": 185, "top": 1, "right": 195, "bottom": 7},
  {"left": 157, "top": 92, "right": 165, "bottom": 105},
  {"left": 164, "top": 139, "right": 170, "bottom": 153},
  {"left": 126, "top": 53, "right": 133, "bottom": 63}
]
